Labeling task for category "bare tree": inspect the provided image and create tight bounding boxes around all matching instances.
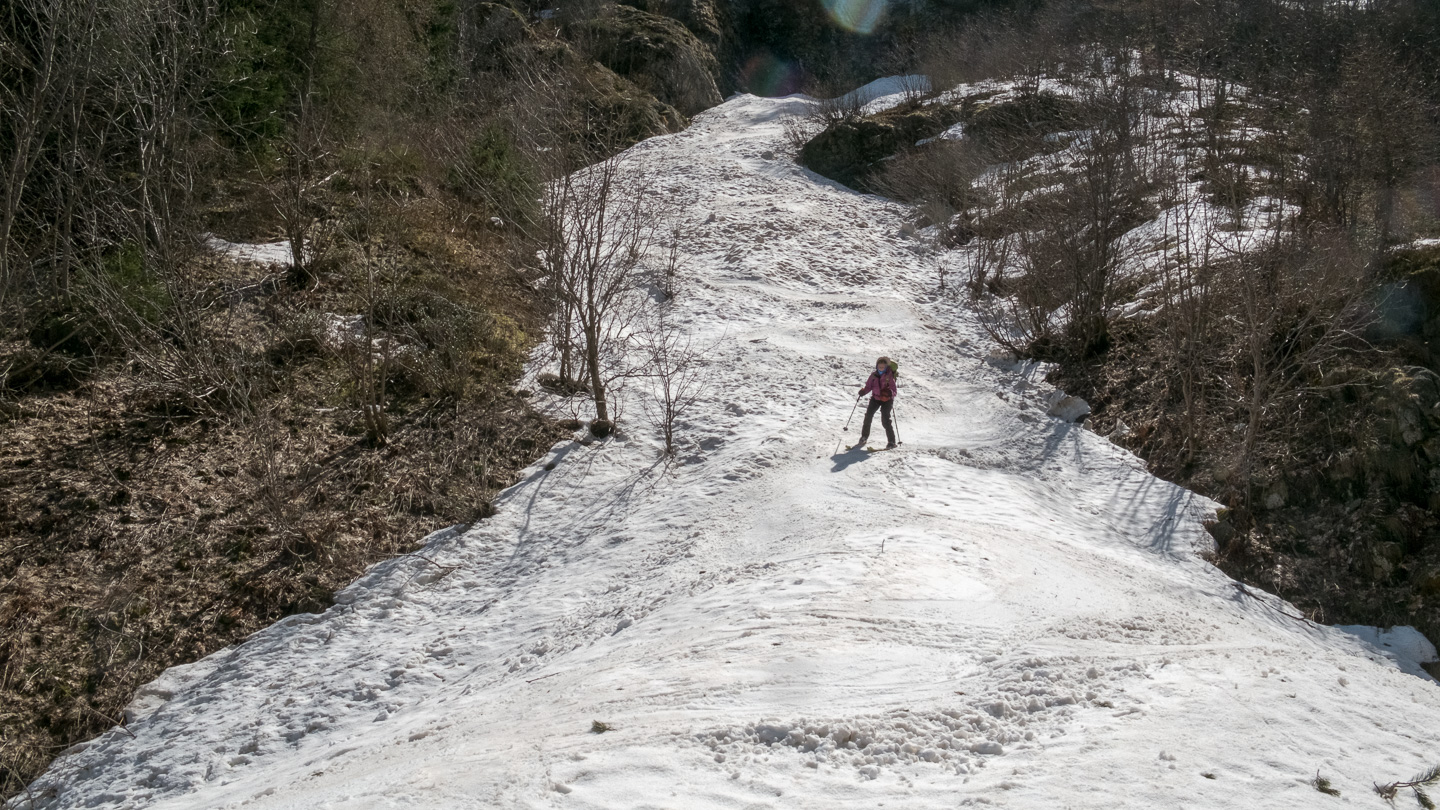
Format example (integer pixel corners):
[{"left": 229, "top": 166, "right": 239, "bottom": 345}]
[
  {"left": 0, "top": 0, "right": 101, "bottom": 307},
  {"left": 638, "top": 312, "right": 711, "bottom": 456},
  {"left": 539, "top": 154, "right": 661, "bottom": 424},
  {"left": 1154, "top": 183, "right": 1221, "bottom": 463},
  {"left": 1220, "top": 222, "right": 1372, "bottom": 491},
  {"left": 274, "top": 0, "right": 332, "bottom": 285}
]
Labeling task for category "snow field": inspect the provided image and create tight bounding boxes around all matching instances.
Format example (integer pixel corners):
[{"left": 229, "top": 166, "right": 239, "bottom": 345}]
[{"left": 15, "top": 80, "right": 1440, "bottom": 810}]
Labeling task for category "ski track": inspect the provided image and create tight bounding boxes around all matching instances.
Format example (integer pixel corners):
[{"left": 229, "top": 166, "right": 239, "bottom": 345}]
[{"left": 17, "top": 83, "right": 1440, "bottom": 810}]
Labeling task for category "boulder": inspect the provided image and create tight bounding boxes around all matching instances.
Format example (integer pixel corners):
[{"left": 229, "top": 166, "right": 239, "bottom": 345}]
[
  {"left": 1204, "top": 517, "right": 1236, "bottom": 548},
  {"left": 574, "top": 58, "right": 686, "bottom": 143},
  {"left": 620, "top": 0, "right": 722, "bottom": 46},
  {"left": 463, "top": 3, "right": 538, "bottom": 76},
  {"left": 799, "top": 104, "right": 963, "bottom": 190},
  {"left": 567, "top": 4, "right": 722, "bottom": 117},
  {"left": 1416, "top": 566, "right": 1440, "bottom": 596},
  {"left": 456, "top": 5, "right": 682, "bottom": 150}
]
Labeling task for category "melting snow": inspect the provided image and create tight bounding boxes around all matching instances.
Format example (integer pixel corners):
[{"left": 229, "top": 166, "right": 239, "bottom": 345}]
[
  {"left": 203, "top": 234, "right": 294, "bottom": 267},
  {"left": 17, "top": 85, "right": 1440, "bottom": 810}
]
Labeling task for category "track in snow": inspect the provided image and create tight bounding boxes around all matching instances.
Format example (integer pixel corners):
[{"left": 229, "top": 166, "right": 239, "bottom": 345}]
[{"left": 17, "top": 82, "right": 1440, "bottom": 810}]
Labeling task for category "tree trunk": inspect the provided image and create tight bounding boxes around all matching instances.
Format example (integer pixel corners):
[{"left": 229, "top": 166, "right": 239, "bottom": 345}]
[{"left": 584, "top": 321, "right": 608, "bottom": 422}]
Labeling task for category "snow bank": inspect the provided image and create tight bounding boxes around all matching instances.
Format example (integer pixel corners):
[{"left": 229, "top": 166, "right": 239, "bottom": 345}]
[
  {"left": 1336, "top": 625, "right": 1440, "bottom": 672},
  {"left": 16, "top": 86, "right": 1440, "bottom": 810}
]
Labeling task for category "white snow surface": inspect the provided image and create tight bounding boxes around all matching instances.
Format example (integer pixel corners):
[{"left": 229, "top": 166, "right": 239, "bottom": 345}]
[
  {"left": 203, "top": 234, "right": 294, "bottom": 266},
  {"left": 1335, "top": 626, "right": 1440, "bottom": 668},
  {"left": 20, "top": 89, "right": 1440, "bottom": 810}
]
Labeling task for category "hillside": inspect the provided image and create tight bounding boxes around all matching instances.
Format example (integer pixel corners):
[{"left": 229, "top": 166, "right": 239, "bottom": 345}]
[{"left": 15, "top": 83, "right": 1440, "bottom": 810}]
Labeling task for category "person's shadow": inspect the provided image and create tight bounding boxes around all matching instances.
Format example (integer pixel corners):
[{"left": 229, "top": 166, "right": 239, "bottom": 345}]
[{"left": 829, "top": 444, "right": 873, "bottom": 472}]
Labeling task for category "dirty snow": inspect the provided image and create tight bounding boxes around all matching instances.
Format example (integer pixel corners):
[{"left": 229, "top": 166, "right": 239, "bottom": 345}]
[
  {"left": 16, "top": 81, "right": 1440, "bottom": 810},
  {"left": 203, "top": 234, "right": 294, "bottom": 266}
]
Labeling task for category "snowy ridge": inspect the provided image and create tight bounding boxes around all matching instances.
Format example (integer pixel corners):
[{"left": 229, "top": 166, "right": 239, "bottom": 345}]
[{"left": 17, "top": 81, "right": 1440, "bottom": 809}]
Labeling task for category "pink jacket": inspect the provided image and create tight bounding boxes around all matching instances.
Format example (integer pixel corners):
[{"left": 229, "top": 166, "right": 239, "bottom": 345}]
[{"left": 860, "top": 370, "right": 897, "bottom": 401}]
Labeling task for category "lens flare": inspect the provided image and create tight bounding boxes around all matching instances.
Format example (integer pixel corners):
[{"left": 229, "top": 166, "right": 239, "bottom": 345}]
[
  {"left": 740, "top": 51, "right": 804, "bottom": 97},
  {"left": 1370, "top": 281, "right": 1424, "bottom": 340},
  {"left": 822, "top": 0, "right": 888, "bottom": 34}
]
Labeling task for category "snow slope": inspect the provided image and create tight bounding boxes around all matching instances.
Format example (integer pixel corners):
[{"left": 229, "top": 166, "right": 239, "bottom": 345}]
[{"left": 18, "top": 83, "right": 1440, "bottom": 810}]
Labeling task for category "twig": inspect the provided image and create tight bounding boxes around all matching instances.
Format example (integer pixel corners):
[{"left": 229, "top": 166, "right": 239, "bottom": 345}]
[
  {"left": 1376, "top": 763, "right": 1440, "bottom": 808},
  {"left": 0, "top": 755, "right": 41, "bottom": 810},
  {"left": 398, "top": 553, "right": 459, "bottom": 581},
  {"left": 1232, "top": 582, "right": 1314, "bottom": 626},
  {"left": 80, "top": 703, "right": 136, "bottom": 739},
  {"left": 525, "top": 671, "right": 561, "bottom": 684}
]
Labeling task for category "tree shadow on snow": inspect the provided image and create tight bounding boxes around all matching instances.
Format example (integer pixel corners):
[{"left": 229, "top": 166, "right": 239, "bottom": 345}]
[
  {"left": 1036, "top": 420, "right": 1204, "bottom": 559},
  {"left": 504, "top": 438, "right": 669, "bottom": 563}
]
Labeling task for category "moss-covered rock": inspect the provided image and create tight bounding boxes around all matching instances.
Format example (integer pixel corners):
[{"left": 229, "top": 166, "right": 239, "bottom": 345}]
[
  {"left": 620, "top": 0, "right": 722, "bottom": 46},
  {"left": 573, "top": 58, "right": 686, "bottom": 146},
  {"left": 965, "top": 92, "right": 1089, "bottom": 159},
  {"left": 464, "top": 3, "right": 538, "bottom": 76},
  {"left": 799, "top": 103, "right": 963, "bottom": 190},
  {"left": 456, "top": 5, "right": 682, "bottom": 154},
  {"left": 567, "top": 4, "right": 722, "bottom": 117}
]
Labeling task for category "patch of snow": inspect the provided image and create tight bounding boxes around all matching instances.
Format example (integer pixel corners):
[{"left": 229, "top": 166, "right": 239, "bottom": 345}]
[
  {"left": 1335, "top": 625, "right": 1440, "bottom": 670},
  {"left": 1046, "top": 394, "right": 1091, "bottom": 423},
  {"left": 203, "top": 234, "right": 293, "bottom": 266}
]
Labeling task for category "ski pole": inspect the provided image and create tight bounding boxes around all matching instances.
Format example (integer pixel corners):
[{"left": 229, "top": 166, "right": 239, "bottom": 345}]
[
  {"left": 893, "top": 400, "right": 902, "bottom": 445},
  {"left": 843, "top": 396, "right": 860, "bottom": 431},
  {"left": 836, "top": 395, "right": 862, "bottom": 455}
]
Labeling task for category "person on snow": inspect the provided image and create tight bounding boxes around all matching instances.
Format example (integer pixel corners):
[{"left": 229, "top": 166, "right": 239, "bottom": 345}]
[{"left": 856, "top": 356, "right": 898, "bottom": 449}]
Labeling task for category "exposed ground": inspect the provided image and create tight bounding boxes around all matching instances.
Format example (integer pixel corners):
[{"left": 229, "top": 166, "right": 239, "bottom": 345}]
[{"left": 0, "top": 203, "right": 568, "bottom": 797}]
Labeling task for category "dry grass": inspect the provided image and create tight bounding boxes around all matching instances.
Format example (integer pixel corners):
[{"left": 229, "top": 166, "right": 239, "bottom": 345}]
[{"left": 0, "top": 199, "right": 566, "bottom": 798}]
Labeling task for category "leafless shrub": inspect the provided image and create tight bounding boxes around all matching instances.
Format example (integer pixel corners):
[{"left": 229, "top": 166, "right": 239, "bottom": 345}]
[
  {"left": 538, "top": 154, "right": 662, "bottom": 423},
  {"left": 1220, "top": 224, "right": 1374, "bottom": 490},
  {"left": 781, "top": 116, "right": 816, "bottom": 155},
  {"left": 873, "top": 139, "right": 987, "bottom": 240},
  {"left": 337, "top": 269, "right": 397, "bottom": 446},
  {"left": 895, "top": 74, "right": 931, "bottom": 104},
  {"left": 240, "top": 412, "right": 337, "bottom": 562},
  {"left": 0, "top": 0, "right": 103, "bottom": 309},
  {"left": 657, "top": 206, "right": 692, "bottom": 301},
  {"left": 1153, "top": 187, "right": 1223, "bottom": 464},
  {"left": 76, "top": 261, "right": 273, "bottom": 417},
  {"left": 806, "top": 88, "right": 867, "bottom": 131},
  {"left": 637, "top": 313, "right": 712, "bottom": 456},
  {"left": 975, "top": 74, "right": 1152, "bottom": 359},
  {"left": 965, "top": 230, "right": 1014, "bottom": 302}
]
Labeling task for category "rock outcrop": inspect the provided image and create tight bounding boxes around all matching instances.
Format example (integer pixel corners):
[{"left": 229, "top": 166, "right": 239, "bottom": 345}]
[
  {"left": 566, "top": 4, "right": 723, "bottom": 117},
  {"left": 799, "top": 103, "right": 963, "bottom": 190}
]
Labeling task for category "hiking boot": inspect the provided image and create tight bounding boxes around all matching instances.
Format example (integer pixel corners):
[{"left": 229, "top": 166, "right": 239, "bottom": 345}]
[{"left": 885, "top": 442, "right": 897, "bottom": 449}]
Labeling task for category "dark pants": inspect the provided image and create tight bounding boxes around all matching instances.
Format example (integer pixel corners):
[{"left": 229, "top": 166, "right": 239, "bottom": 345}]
[{"left": 860, "top": 397, "right": 894, "bottom": 445}]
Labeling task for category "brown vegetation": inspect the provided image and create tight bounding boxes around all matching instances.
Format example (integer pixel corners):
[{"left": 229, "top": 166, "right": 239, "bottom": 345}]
[{"left": 0, "top": 196, "right": 569, "bottom": 796}]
